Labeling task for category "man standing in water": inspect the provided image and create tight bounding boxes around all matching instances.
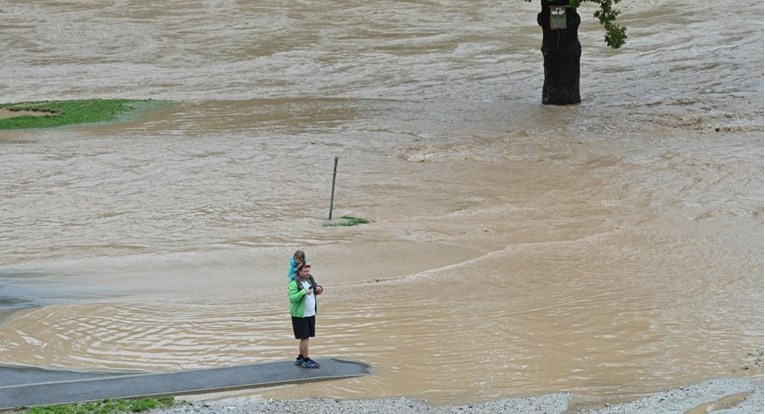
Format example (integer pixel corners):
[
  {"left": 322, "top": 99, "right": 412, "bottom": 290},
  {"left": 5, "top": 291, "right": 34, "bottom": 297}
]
[{"left": 288, "top": 262, "right": 323, "bottom": 368}]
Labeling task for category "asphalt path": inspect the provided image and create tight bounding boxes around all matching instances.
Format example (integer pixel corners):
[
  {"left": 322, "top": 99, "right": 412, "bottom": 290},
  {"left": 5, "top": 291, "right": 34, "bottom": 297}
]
[{"left": 0, "top": 359, "right": 370, "bottom": 409}]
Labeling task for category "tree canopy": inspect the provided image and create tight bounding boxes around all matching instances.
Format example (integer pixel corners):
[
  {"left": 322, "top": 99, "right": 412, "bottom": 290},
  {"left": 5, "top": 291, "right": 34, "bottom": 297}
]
[{"left": 529, "top": 0, "right": 627, "bottom": 48}]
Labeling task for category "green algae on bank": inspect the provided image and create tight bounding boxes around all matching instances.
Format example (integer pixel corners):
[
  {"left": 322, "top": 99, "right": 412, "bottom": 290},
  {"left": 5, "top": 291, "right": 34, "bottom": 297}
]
[{"left": 0, "top": 99, "right": 165, "bottom": 130}]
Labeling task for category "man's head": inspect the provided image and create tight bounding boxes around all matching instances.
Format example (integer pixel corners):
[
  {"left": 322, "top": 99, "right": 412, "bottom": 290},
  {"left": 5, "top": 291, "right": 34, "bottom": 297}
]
[{"left": 297, "top": 262, "right": 311, "bottom": 280}]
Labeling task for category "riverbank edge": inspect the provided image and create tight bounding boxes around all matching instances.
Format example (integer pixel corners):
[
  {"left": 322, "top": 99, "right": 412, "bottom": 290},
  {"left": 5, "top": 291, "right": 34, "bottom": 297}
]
[{"left": 146, "top": 376, "right": 763, "bottom": 414}]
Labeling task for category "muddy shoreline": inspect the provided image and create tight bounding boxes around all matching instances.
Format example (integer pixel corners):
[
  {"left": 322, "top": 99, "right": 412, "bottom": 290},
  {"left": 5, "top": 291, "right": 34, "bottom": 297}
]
[{"left": 152, "top": 377, "right": 762, "bottom": 413}]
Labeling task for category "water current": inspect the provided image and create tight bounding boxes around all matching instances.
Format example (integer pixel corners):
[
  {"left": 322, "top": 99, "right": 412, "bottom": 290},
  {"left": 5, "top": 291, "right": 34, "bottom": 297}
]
[{"left": 0, "top": 0, "right": 762, "bottom": 409}]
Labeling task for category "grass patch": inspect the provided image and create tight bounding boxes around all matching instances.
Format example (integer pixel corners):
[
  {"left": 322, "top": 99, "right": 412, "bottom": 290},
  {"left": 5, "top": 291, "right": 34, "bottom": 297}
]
[
  {"left": 18, "top": 397, "right": 175, "bottom": 414},
  {"left": 325, "top": 215, "right": 373, "bottom": 227},
  {"left": 0, "top": 99, "right": 163, "bottom": 130}
]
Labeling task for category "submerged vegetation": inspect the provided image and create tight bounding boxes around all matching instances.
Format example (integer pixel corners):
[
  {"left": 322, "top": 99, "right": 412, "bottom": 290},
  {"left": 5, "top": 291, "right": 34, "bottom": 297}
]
[
  {"left": 18, "top": 397, "right": 175, "bottom": 414},
  {"left": 0, "top": 99, "right": 162, "bottom": 130},
  {"left": 742, "top": 349, "right": 764, "bottom": 372},
  {"left": 325, "top": 215, "right": 373, "bottom": 227}
]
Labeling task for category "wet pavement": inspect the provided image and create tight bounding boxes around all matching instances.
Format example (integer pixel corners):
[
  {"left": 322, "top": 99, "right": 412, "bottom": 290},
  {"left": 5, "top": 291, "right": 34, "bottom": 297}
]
[{"left": 0, "top": 359, "right": 370, "bottom": 409}]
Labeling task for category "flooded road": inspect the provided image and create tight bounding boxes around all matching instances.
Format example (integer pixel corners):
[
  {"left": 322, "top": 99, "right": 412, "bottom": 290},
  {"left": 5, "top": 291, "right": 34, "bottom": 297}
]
[{"left": 0, "top": 0, "right": 762, "bottom": 408}]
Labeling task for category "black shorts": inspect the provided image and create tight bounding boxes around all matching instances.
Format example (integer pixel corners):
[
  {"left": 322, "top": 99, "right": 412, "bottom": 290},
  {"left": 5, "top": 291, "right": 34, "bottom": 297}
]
[{"left": 292, "top": 315, "right": 316, "bottom": 340}]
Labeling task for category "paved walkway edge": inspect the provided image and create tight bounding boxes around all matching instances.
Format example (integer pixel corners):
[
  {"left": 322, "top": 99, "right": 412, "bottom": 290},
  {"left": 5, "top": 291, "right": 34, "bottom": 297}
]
[{"left": 0, "top": 358, "right": 370, "bottom": 409}]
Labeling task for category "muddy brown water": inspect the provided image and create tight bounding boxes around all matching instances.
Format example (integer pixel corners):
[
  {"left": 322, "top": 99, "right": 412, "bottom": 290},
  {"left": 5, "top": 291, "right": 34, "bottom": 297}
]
[{"left": 0, "top": 0, "right": 762, "bottom": 409}]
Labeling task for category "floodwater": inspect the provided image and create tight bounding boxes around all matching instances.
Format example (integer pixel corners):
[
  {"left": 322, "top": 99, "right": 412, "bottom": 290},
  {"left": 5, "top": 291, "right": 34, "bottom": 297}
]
[{"left": 0, "top": 0, "right": 762, "bottom": 409}]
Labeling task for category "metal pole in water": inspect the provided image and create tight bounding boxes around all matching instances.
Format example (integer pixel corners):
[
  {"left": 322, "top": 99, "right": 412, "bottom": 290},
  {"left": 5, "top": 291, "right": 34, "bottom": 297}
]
[{"left": 328, "top": 156, "right": 338, "bottom": 220}]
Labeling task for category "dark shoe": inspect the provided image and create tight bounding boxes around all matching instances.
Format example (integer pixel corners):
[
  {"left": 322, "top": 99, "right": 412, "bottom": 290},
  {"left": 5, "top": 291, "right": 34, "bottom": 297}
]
[
  {"left": 301, "top": 359, "right": 320, "bottom": 369},
  {"left": 295, "top": 357, "right": 304, "bottom": 366}
]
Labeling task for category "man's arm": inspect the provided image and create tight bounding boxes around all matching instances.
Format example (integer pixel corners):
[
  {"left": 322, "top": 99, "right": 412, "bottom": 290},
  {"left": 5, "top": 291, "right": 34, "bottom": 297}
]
[
  {"left": 288, "top": 280, "right": 307, "bottom": 303},
  {"left": 308, "top": 275, "right": 323, "bottom": 295}
]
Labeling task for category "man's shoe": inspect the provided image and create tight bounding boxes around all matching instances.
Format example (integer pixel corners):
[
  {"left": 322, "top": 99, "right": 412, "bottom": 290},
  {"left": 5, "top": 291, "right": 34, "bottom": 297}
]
[
  {"left": 301, "top": 359, "right": 320, "bottom": 369},
  {"left": 295, "top": 357, "right": 304, "bottom": 366}
]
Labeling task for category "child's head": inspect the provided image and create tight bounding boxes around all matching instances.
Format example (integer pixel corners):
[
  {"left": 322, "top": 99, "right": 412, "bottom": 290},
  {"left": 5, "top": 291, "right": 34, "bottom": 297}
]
[{"left": 293, "top": 250, "right": 306, "bottom": 264}]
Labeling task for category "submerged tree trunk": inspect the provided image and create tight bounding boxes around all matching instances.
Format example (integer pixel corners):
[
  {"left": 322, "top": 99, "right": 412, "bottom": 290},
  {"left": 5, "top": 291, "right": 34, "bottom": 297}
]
[{"left": 537, "top": 0, "right": 581, "bottom": 105}]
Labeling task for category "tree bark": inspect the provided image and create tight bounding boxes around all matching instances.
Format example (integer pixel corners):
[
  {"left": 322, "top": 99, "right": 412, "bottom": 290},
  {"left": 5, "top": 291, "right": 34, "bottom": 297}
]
[{"left": 538, "top": 0, "right": 581, "bottom": 105}]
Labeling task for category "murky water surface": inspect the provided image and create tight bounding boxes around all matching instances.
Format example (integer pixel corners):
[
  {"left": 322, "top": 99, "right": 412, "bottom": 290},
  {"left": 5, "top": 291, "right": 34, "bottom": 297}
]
[{"left": 0, "top": 0, "right": 762, "bottom": 409}]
